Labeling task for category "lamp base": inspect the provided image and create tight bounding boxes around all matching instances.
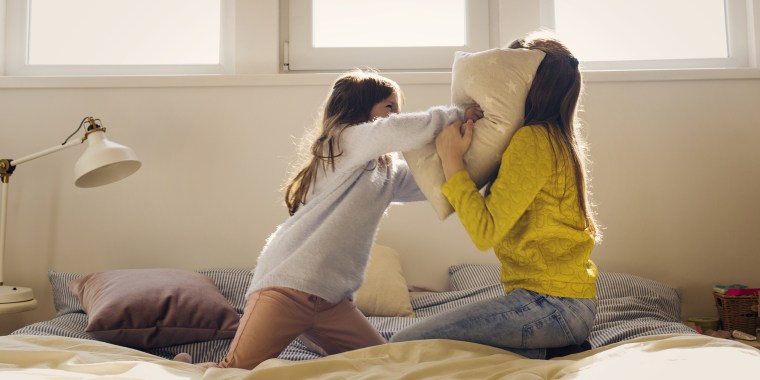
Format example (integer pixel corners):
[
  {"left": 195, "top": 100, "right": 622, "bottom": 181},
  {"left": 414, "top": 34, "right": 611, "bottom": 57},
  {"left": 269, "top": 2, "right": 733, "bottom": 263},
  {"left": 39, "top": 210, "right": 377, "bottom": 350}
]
[
  {"left": 0, "top": 298, "right": 37, "bottom": 314},
  {"left": 0, "top": 285, "right": 35, "bottom": 304}
]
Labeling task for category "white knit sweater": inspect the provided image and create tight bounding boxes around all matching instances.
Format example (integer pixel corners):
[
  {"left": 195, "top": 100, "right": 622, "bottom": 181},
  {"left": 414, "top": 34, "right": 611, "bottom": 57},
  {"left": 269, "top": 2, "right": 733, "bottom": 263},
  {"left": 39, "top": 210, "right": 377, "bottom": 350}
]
[{"left": 247, "top": 106, "right": 463, "bottom": 303}]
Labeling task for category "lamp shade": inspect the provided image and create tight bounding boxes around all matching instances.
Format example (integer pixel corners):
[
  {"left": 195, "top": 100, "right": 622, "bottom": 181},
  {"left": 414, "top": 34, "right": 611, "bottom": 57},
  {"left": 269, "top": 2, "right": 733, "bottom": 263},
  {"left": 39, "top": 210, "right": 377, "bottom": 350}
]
[{"left": 74, "top": 130, "right": 141, "bottom": 188}]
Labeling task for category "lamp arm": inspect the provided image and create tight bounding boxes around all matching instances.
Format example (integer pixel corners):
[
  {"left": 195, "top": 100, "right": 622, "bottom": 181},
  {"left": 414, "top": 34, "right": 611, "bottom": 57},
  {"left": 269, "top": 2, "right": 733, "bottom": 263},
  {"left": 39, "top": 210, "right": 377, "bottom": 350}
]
[{"left": 8, "top": 138, "right": 85, "bottom": 167}]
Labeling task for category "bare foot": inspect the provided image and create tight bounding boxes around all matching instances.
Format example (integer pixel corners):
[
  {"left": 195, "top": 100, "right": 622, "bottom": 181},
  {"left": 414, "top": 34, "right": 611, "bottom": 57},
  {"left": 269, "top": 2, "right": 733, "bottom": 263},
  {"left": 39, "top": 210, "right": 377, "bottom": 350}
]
[{"left": 173, "top": 353, "right": 192, "bottom": 363}]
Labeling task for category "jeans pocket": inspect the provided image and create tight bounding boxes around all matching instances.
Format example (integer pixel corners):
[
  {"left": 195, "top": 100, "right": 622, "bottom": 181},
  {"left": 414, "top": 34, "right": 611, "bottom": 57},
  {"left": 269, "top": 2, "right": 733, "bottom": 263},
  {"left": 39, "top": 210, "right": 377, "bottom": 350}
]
[{"left": 521, "top": 310, "right": 574, "bottom": 348}]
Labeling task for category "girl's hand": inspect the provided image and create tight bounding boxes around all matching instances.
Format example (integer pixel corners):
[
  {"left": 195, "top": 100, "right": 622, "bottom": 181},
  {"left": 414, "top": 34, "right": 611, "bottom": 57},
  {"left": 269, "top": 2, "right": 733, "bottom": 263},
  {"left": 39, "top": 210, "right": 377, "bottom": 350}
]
[
  {"left": 464, "top": 104, "right": 484, "bottom": 123},
  {"left": 436, "top": 119, "right": 475, "bottom": 179}
]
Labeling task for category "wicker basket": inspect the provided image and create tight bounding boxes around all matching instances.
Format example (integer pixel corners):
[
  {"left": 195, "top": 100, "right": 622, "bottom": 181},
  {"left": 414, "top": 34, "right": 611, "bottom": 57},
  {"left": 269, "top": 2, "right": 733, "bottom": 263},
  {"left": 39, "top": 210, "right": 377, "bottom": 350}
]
[{"left": 714, "top": 292, "right": 759, "bottom": 335}]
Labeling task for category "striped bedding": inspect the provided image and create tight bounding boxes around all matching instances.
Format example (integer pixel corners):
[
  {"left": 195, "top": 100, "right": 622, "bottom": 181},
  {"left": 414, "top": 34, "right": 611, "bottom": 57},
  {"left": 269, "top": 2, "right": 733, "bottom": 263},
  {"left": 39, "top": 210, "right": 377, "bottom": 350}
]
[{"left": 12, "top": 265, "right": 697, "bottom": 363}]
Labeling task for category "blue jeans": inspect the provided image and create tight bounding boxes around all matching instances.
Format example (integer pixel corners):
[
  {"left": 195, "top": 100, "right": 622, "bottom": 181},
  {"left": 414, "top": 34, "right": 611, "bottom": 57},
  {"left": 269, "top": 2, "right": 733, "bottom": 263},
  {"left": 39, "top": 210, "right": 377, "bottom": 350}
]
[{"left": 389, "top": 289, "right": 596, "bottom": 359}]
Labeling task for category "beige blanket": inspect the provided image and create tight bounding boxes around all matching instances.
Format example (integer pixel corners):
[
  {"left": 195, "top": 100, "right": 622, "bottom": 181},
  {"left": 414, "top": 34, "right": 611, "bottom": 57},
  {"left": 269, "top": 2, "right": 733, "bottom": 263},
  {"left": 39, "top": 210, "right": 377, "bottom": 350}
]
[{"left": 1, "top": 334, "right": 759, "bottom": 379}]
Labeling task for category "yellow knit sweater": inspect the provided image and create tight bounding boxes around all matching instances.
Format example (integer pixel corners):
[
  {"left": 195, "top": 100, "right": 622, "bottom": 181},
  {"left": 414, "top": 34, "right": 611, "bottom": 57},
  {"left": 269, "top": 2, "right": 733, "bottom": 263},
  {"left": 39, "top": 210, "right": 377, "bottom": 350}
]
[{"left": 441, "top": 125, "right": 597, "bottom": 298}]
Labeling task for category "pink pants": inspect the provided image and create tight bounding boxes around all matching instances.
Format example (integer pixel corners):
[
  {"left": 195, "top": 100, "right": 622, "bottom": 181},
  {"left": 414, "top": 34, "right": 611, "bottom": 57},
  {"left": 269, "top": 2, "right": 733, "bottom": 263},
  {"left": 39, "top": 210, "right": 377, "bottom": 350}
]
[{"left": 218, "top": 287, "right": 386, "bottom": 370}]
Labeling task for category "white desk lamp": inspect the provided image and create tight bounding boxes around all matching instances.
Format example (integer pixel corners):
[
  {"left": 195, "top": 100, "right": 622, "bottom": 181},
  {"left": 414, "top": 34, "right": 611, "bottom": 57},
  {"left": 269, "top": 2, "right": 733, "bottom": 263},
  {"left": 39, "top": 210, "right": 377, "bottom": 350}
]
[{"left": 0, "top": 116, "right": 141, "bottom": 313}]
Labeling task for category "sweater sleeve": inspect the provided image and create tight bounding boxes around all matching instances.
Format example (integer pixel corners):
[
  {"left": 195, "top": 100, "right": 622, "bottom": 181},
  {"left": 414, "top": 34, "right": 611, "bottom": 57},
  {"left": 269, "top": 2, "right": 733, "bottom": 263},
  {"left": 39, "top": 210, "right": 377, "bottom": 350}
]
[
  {"left": 441, "top": 126, "right": 553, "bottom": 251},
  {"left": 336, "top": 106, "right": 463, "bottom": 172},
  {"left": 390, "top": 158, "right": 426, "bottom": 203}
]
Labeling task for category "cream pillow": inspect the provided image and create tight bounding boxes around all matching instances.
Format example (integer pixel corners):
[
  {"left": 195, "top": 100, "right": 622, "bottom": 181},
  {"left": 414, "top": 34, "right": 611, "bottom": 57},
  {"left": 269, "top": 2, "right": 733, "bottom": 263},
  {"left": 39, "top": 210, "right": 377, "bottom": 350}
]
[
  {"left": 354, "top": 244, "right": 414, "bottom": 317},
  {"left": 404, "top": 48, "right": 546, "bottom": 219}
]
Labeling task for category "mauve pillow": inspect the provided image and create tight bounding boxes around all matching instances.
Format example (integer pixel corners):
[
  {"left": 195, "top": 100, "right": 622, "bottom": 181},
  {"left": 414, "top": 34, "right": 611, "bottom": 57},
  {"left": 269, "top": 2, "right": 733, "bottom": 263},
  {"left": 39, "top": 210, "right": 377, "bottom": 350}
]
[{"left": 68, "top": 268, "right": 240, "bottom": 349}]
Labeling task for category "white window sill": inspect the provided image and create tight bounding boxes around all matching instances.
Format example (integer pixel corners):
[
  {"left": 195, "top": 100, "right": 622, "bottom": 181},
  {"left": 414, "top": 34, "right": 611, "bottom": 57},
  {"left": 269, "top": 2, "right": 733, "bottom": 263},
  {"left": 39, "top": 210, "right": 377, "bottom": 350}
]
[
  {"left": 0, "top": 68, "right": 758, "bottom": 89},
  {"left": 583, "top": 68, "right": 760, "bottom": 82}
]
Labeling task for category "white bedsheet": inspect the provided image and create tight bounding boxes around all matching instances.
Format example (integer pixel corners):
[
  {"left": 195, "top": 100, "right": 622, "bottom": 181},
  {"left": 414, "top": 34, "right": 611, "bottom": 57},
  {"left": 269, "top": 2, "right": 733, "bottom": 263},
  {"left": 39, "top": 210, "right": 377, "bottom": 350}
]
[{"left": 1, "top": 334, "right": 759, "bottom": 379}]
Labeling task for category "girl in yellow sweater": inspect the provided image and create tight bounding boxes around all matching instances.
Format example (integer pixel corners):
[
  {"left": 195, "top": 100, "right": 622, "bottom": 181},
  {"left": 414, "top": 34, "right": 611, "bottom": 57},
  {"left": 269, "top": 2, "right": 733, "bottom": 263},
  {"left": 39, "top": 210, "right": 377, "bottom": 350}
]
[{"left": 390, "top": 32, "right": 600, "bottom": 359}]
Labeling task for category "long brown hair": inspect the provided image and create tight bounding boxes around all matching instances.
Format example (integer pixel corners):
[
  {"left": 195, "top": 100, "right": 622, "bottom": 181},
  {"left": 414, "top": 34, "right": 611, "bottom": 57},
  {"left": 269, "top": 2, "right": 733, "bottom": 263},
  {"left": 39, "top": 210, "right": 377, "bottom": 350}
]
[
  {"left": 284, "top": 69, "right": 401, "bottom": 215},
  {"left": 509, "top": 31, "right": 600, "bottom": 241}
]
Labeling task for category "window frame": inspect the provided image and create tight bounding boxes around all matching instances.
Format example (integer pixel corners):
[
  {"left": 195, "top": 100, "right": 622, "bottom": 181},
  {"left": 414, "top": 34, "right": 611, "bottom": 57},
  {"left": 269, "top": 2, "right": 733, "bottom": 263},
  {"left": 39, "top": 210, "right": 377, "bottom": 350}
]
[
  {"left": 536, "top": 0, "right": 753, "bottom": 71},
  {"left": 4, "top": 0, "right": 235, "bottom": 76},
  {"left": 284, "top": 0, "right": 490, "bottom": 72}
]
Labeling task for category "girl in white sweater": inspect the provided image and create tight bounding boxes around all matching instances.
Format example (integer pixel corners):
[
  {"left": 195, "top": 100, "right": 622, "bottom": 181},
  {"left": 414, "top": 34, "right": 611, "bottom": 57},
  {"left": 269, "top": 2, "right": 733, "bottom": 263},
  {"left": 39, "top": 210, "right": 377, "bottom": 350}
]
[{"left": 185, "top": 69, "right": 481, "bottom": 369}]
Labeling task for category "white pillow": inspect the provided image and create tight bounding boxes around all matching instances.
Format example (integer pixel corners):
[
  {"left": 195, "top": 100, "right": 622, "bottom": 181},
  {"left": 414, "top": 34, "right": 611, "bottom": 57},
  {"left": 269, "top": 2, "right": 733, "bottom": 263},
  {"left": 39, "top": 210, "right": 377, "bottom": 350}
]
[
  {"left": 354, "top": 244, "right": 414, "bottom": 317},
  {"left": 404, "top": 48, "right": 546, "bottom": 219}
]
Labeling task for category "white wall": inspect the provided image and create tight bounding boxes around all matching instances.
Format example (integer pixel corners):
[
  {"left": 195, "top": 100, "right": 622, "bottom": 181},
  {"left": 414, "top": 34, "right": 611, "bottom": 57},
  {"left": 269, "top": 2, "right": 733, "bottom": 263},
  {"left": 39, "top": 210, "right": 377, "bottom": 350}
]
[
  {"left": 1, "top": 73, "right": 759, "bottom": 334},
  {"left": 0, "top": 0, "right": 760, "bottom": 334}
]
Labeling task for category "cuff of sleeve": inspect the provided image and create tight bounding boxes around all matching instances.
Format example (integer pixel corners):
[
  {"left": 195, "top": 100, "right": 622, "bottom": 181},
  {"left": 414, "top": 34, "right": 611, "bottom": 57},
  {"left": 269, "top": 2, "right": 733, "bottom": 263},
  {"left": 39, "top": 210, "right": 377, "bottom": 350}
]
[{"left": 455, "top": 105, "right": 467, "bottom": 121}]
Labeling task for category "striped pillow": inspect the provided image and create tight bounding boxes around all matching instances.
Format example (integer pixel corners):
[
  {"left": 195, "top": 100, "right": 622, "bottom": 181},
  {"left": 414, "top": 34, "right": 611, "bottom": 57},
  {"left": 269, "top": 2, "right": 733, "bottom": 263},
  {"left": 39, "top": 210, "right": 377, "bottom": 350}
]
[
  {"left": 589, "top": 271, "right": 696, "bottom": 347},
  {"left": 49, "top": 270, "right": 86, "bottom": 316},
  {"left": 446, "top": 264, "right": 696, "bottom": 347},
  {"left": 448, "top": 263, "right": 500, "bottom": 291}
]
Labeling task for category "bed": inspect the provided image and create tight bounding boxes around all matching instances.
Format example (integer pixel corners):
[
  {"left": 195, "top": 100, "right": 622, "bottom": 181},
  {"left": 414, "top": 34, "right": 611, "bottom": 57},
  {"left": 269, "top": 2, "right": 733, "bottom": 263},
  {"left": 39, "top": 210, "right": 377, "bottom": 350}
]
[{"left": 4, "top": 262, "right": 760, "bottom": 379}]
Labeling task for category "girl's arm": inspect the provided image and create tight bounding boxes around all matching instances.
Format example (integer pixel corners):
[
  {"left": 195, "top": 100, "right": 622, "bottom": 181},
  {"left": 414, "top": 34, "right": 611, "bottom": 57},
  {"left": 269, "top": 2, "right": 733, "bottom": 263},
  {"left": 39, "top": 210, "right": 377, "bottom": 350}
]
[
  {"left": 337, "top": 106, "right": 464, "bottom": 172},
  {"left": 436, "top": 119, "right": 474, "bottom": 179},
  {"left": 439, "top": 126, "right": 553, "bottom": 250}
]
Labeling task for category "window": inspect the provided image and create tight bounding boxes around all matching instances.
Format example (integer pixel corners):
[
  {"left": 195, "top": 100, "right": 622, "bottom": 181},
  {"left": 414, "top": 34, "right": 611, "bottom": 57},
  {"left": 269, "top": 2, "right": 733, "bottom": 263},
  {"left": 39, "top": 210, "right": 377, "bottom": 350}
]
[
  {"left": 541, "top": 0, "right": 751, "bottom": 70},
  {"left": 2, "top": 0, "right": 757, "bottom": 77},
  {"left": 6, "top": 0, "right": 232, "bottom": 75},
  {"left": 285, "top": 0, "right": 490, "bottom": 71}
]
